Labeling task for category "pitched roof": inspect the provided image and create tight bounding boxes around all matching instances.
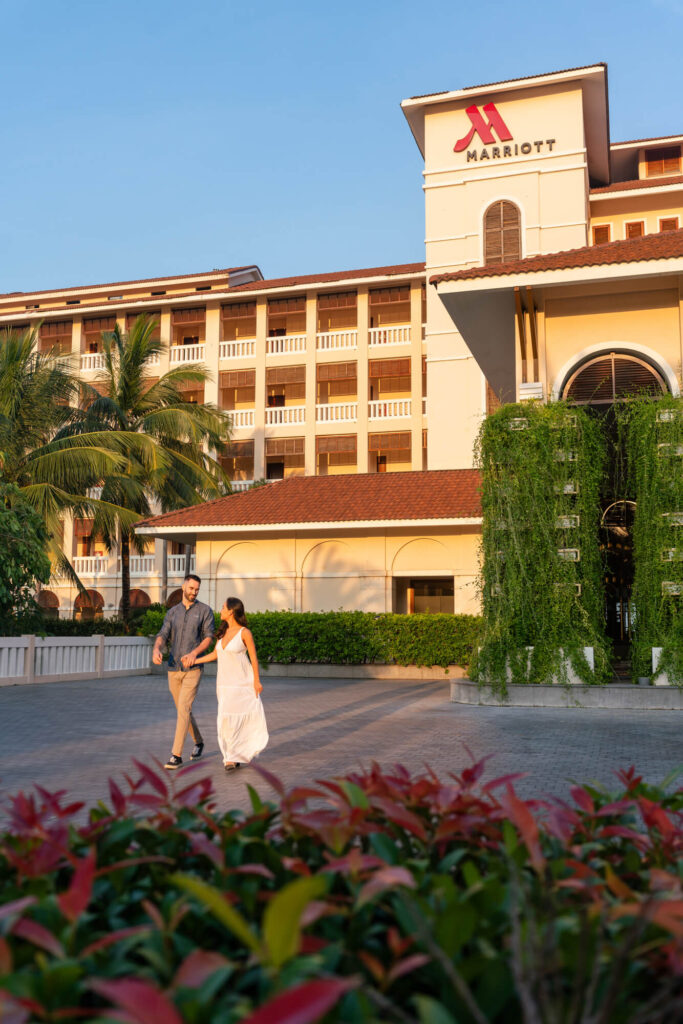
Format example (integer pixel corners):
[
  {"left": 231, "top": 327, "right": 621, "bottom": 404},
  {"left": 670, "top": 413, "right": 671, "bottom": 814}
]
[
  {"left": 591, "top": 175, "right": 683, "bottom": 194},
  {"left": 0, "top": 266, "right": 258, "bottom": 302},
  {"left": 229, "top": 262, "right": 425, "bottom": 293},
  {"left": 408, "top": 63, "right": 606, "bottom": 101},
  {"left": 430, "top": 228, "right": 683, "bottom": 284},
  {"left": 137, "top": 469, "right": 481, "bottom": 532}
]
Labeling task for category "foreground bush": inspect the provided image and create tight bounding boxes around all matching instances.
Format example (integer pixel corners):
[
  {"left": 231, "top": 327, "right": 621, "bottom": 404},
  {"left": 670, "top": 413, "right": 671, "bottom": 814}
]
[
  {"left": 0, "top": 760, "right": 681, "bottom": 1023},
  {"left": 138, "top": 609, "right": 483, "bottom": 669}
]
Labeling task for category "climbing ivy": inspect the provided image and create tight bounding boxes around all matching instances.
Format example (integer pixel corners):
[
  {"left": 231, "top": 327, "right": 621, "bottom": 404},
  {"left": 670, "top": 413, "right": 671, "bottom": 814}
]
[
  {"left": 474, "top": 401, "right": 611, "bottom": 694},
  {"left": 620, "top": 396, "right": 683, "bottom": 686}
]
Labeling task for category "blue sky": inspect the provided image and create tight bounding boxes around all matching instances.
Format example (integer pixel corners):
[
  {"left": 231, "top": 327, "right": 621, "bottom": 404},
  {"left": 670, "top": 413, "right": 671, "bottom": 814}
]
[{"left": 2, "top": 0, "right": 682, "bottom": 293}]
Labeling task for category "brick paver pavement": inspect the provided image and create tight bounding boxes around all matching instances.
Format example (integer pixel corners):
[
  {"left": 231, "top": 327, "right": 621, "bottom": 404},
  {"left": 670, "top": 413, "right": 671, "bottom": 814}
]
[{"left": 1, "top": 671, "right": 681, "bottom": 819}]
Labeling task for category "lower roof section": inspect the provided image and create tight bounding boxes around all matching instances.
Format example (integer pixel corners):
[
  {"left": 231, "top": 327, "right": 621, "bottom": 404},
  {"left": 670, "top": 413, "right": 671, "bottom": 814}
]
[{"left": 136, "top": 469, "right": 482, "bottom": 539}]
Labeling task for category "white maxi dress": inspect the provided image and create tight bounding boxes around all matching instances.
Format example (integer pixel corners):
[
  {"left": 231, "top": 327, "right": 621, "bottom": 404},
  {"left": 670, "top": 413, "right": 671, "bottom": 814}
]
[{"left": 216, "top": 628, "right": 269, "bottom": 764}]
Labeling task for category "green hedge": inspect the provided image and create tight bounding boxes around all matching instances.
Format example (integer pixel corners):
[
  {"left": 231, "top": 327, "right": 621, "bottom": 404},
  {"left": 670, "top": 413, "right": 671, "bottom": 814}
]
[{"left": 139, "top": 609, "right": 482, "bottom": 669}]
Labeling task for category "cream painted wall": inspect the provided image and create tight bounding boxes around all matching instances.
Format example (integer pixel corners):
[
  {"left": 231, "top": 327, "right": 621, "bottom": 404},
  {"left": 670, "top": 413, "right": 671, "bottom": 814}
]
[
  {"left": 590, "top": 194, "right": 683, "bottom": 241},
  {"left": 544, "top": 282, "right": 683, "bottom": 393},
  {"left": 199, "top": 527, "right": 481, "bottom": 615}
]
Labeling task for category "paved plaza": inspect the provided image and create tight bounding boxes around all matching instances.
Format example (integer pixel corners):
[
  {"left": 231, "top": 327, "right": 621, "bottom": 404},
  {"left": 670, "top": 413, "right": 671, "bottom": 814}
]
[{"left": 0, "top": 670, "right": 681, "bottom": 819}]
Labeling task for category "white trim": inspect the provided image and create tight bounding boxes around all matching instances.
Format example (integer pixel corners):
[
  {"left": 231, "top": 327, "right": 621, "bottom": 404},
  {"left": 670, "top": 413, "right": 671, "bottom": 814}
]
[
  {"left": 137, "top": 516, "right": 483, "bottom": 537},
  {"left": 591, "top": 181, "right": 683, "bottom": 201},
  {"left": 426, "top": 219, "right": 586, "bottom": 244},
  {"left": 422, "top": 162, "right": 587, "bottom": 190},
  {"left": 611, "top": 135, "right": 683, "bottom": 151},
  {"left": 425, "top": 352, "right": 474, "bottom": 361},
  {"left": 423, "top": 148, "right": 587, "bottom": 177},
  {"left": 550, "top": 343, "right": 681, "bottom": 401}
]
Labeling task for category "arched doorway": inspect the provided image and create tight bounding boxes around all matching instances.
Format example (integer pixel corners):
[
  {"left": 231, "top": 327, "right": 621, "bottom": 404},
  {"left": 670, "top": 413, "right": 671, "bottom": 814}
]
[
  {"left": 120, "top": 589, "right": 151, "bottom": 615},
  {"left": 74, "top": 589, "right": 104, "bottom": 621},
  {"left": 166, "top": 588, "right": 183, "bottom": 608},
  {"left": 561, "top": 350, "right": 671, "bottom": 655},
  {"left": 36, "top": 589, "right": 60, "bottom": 619}
]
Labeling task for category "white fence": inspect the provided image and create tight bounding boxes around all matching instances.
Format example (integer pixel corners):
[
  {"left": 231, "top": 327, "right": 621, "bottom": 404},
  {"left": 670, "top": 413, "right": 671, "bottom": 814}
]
[
  {"left": 0, "top": 635, "right": 153, "bottom": 685},
  {"left": 266, "top": 334, "right": 306, "bottom": 355},
  {"left": 170, "top": 343, "right": 205, "bottom": 363},
  {"left": 220, "top": 339, "right": 255, "bottom": 360},
  {"left": 368, "top": 325, "right": 411, "bottom": 346},
  {"left": 316, "top": 329, "right": 358, "bottom": 351}
]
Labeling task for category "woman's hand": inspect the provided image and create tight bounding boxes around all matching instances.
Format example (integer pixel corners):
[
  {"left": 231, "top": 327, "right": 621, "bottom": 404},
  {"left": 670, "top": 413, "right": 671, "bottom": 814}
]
[{"left": 254, "top": 679, "right": 263, "bottom": 697}]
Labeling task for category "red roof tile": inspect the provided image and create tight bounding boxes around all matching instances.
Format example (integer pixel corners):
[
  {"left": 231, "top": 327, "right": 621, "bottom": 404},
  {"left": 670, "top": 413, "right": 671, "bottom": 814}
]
[
  {"left": 0, "top": 265, "right": 259, "bottom": 303},
  {"left": 229, "top": 262, "right": 425, "bottom": 293},
  {"left": 430, "top": 228, "right": 683, "bottom": 284},
  {"left": 591, "top": 175, "right": 683, "bottom": 194},
  {"left": 138, "top": 469, "right": 481, "bottom": 531}
]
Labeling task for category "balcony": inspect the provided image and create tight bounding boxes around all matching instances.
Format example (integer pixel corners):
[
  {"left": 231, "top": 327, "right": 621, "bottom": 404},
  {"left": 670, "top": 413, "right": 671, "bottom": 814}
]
[
  {"left": 73, "top": 556, "right": 110, "bottom": 576},
  {"left": 265, "top": 405, "right": 306, "bottom": 426},
  {"left": 316, "top": 402, "right": 358, "bottom": 423},
  {"left": 231, "top": 480, "right": 253, "bottom": 492},
  {"left": 229, "top": 409, "right": 255, "bottom": 429},
  {"left": 220, "top": 339, "right": 255, "bottom": 360},
  {"left": 170, "top": 343, "right": 205, "bottom": 364},
  {"left": 316, "top": 329, "right": 358, "bottom": 352},
  {"left": 167, "top": 554, "right": 197, "bottom": 575},
  {"left": 119, "top": 555, "right": 157, "bottom": 577},
  {"left": 266, "top": 335, "right": 306, "bottom": 355},
  {"left": 369, "top": 326, "right": 411, "bottom": 347},
  {"left": 80, "top": 353, "right": 105, "bottom": 372},
  {"left": 368, "top": 399, "right": 412, "bottom": 420}
]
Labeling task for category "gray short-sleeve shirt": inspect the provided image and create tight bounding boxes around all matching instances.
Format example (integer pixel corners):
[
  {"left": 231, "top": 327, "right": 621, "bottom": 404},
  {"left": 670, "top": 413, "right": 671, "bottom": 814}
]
[{"left": 157, "top": 600, "right": 215, "bottom": 670}]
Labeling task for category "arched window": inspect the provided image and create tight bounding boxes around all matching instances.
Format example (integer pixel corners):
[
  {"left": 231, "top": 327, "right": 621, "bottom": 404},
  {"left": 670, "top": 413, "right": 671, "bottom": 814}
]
[
  {"left": 484, "top": 201, "right": 521, "bottom": 266},
  {"left": 74, "top": 589, "right": 104, "bottom": 621},
  {"left": 562, "top": 352, "right": 668, "bottom": 405}
]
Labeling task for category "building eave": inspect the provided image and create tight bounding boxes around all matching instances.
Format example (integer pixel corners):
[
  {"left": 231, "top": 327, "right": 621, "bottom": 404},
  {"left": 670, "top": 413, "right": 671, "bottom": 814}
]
[{"left": 136, "top": 516, "right": 483, "bottom": 539}]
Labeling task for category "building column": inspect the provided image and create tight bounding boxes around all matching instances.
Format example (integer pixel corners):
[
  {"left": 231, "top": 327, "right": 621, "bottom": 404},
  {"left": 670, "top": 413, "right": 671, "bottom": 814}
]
[
  {"left": 410, "top": 283, "right": 423, "bottom": 470},
  {"left": 71, "top": 318, "right": 82, "bottom": 368},
  {"left": 356, "top": 287, "right": 370, "bottom": 472},
  {"left": 253, "top": 298, "right": 267, "bottom": 480},
  {"left": 204, "top": 303, "right": 220, "bottom": 407},
  {"left": 305, "top": 291, "right": 317, "bottom": 475},
  {"left": 159, "top": 310, "right": 172, "bottom": 377}
]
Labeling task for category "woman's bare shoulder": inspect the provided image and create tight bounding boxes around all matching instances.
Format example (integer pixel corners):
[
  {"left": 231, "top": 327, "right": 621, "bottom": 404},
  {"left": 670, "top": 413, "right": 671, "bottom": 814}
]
[{"left": 241, "top": 626, "right": 254, "bottom": 639}]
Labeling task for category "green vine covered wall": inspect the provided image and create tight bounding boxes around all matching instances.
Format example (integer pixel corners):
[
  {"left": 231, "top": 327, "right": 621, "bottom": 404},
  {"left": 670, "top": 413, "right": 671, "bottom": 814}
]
[
  {"left": 474, "top": 401, "right": 611, "bottom": 694},
  {"left": 622, "top": 396, "right": 683, "bottom": 684}
]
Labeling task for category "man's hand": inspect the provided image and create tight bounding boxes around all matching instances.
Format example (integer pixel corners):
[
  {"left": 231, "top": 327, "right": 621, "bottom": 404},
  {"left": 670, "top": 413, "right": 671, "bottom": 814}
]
[
  {"left": 182, "top": 652, "right": 197, "bottom": 669},
  {"left": 152, "top": 647, "right": 163, "bottom": 666}
]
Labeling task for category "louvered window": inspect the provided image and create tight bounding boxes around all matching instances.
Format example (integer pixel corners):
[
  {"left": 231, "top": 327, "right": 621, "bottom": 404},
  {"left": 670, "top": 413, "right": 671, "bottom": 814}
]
[
  {"left": 645, "top": 146, "right": 681, "bottom": 177},
  {"left": 625, "top": 222, "right": 644, "bottom": 239},
  {"left": 316, "top": 434, "right": 357, "bottom": 454},
  {"left": 265, "top": 437, "right": 304, "bottom": 456},
  {"left": 592, "top": 225, "right": 611, "bottom": 245},
  {"left": 483, "top": 201, "right": 521, "bottom": 266},
  {"left": 563, "top": 353, "right": 667, "bottom": 405},
  {"left": 659, "top": 217, "right": 679, "bottom": 232}
]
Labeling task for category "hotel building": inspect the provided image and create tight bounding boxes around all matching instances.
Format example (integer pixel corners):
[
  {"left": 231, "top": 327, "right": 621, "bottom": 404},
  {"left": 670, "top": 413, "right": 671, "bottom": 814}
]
[{"left": 3, "top": 63, "right": 682, "bottom": 619}]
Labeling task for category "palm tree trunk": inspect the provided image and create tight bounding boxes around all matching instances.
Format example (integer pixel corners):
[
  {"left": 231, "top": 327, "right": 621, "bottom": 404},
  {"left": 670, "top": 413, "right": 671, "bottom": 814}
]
[
  {"left": 161, "top": 539, "right": 168, "bottom": 604},
  {"left": 121, "top": 533, "right": 131, "bottom": 623},
  {"left": 184, "top": 543, "right": 193, "bottom": 577}
]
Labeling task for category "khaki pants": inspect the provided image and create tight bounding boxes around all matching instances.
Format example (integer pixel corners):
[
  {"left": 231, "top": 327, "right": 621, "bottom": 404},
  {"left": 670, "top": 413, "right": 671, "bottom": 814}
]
[{"left": 168, "top": 669, "right": 204, "bottom": 756}]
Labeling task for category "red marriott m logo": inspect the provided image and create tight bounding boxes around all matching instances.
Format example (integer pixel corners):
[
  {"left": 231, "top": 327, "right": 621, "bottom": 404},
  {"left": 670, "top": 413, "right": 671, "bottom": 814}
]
[{"left": 454, "top": 102, "right": 513, "bottom": 152}]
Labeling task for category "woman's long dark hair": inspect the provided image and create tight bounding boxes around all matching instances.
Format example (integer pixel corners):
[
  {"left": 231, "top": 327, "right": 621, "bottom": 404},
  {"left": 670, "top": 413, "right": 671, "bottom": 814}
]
[{"left": 215, "top": 597, "right": 248, "bottom": 639}]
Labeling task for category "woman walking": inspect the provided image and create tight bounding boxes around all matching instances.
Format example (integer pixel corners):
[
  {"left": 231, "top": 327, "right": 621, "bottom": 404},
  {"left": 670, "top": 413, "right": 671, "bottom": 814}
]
[{"left": 189, "top": 597, "right": 268, "bottom": 771}]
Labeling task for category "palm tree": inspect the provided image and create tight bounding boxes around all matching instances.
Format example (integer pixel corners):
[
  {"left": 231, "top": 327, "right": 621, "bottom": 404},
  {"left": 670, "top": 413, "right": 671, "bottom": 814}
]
[
  {"left": 75, "top": 315, "right": 232, "bottom": 621},
  {"left": 0, "top": 326, "right": 143, "bottom": 587}
]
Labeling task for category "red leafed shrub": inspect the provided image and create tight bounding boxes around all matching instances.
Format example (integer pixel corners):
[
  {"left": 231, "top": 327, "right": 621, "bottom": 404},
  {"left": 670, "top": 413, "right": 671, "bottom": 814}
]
[{"left": 0, "top": 758, "right": 681, "bottom": 1023}]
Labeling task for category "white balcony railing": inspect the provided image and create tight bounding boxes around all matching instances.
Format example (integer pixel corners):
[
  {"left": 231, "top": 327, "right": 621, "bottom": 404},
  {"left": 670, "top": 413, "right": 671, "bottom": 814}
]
[
  {"left": 73, "top": 556, "right": 110, "bottom": 576},
  {"left": 167, "top": 554, "right": 197, "bottom": 575},
  {"left": 231, "top": 480, "right": 253, "bottom": 492},
  {"left": 87, "top": 486, "right": 103, "bottom": 500},
  {"left": 316, "top": 329, "right": 358, "bottom": 351},
  {"left": 316, "top": 402, "right": 358, "bottom": 423},
  {"left": 220, "top": 339, "right": 255, "bottom": 360},
  {"left": 266, "top": 334, "right": 306, "bottom": 355},
  {"left": 170, "top": 343, "right": 205, "bottom": 363},
  {"left": 369, "top": 325, "right": 411, "bottom": 347},
  {"left": 265, "top": 405, "right": 306, "bottom": 426},
  {"left": 146, "top": 352, "right": 161, "bottom": 366},
  {"left": 119, "top": 555, "right": 157, "bottom": 577},
  {"left": 229, "top": 409, "right": 255, "bottom": 429},
  {"left": 80, "top": 352, "right": 105, "bottom": 371},
  {"left": 368, "top": 398, "right": 412, "bottom": 419}
]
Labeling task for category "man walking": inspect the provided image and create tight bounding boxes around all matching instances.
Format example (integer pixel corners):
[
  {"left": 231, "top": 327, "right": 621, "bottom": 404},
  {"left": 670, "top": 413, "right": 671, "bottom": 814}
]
[{"left": 153, "top": 573, "right": 215, "bottom": 769}]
